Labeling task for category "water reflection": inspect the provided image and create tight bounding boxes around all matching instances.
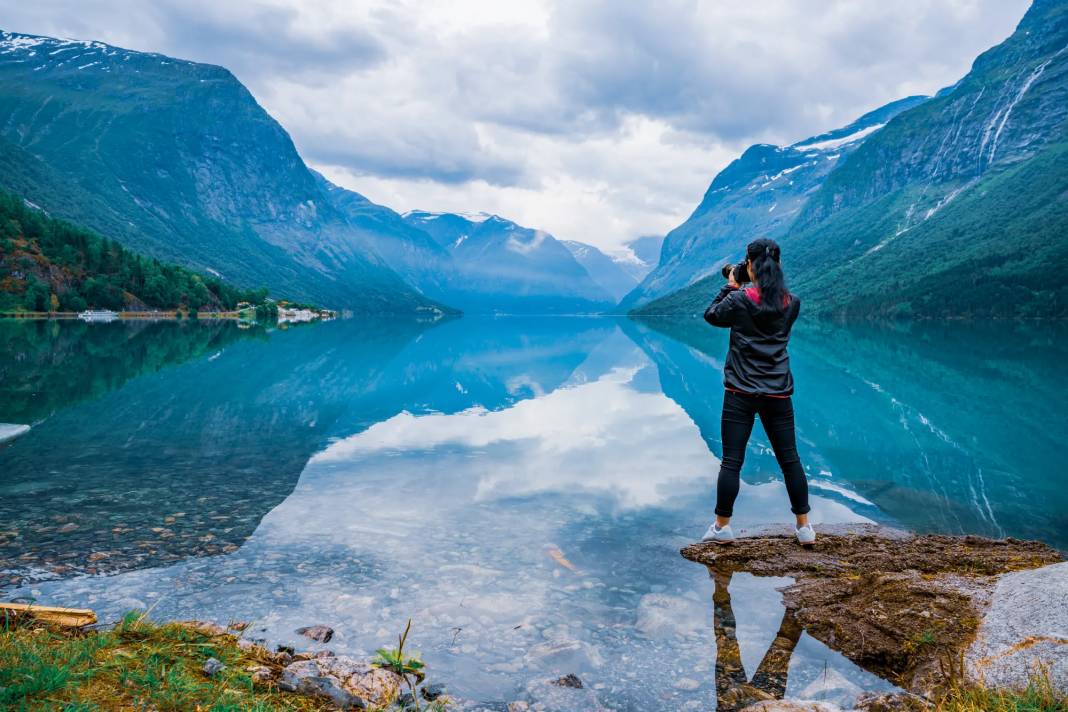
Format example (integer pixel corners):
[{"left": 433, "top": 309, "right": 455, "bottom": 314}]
[
  {"left": 2, "top": 316, "right": 1063, "bottom": 708},
  {"left": 712, "top": 570, "right": 801, "bottom": 710},
  {"left": 0, "top": 318, "right": 429, "bottom": 586},
  {"left": 631, "top": 317, "right": 1068, "bottom": 550},
  {"left": 5, "top": 321, "right": 884, "bottom": 709}
]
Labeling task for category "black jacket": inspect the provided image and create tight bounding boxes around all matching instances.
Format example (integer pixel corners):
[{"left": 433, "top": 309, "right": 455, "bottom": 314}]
[{"left": 703, "top": 285, "right": 801, "bottom": 396}]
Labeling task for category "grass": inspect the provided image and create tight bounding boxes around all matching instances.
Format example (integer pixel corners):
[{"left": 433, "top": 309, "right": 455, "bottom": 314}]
[
  {"left": 934, "top": 668, "right": 1067, "bottom": 712},
  {"left": 1, "top": 611, "right": 1062, "bottom": 712},
  {"left": 0, "top": 612, "right": 353, "bottom": 711}
]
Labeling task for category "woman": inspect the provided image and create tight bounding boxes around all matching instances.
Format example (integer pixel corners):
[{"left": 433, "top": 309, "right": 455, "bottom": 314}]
[{"left": 701, "top": 237, "right": 814, "bottom": 546}]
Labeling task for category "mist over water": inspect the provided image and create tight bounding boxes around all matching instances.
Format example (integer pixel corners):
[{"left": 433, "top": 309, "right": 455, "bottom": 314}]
[{"left": 1, "top": 317, "right": 1064, "bottom": 708}]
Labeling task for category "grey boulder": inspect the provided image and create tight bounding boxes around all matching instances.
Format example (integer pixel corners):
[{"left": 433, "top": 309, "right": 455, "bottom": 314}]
[
  {"left": 280, "top": 656, "right": 402, "bottom": 709},
  {"left": 965, "top": 561, "right": 1068, "bottom": 693}
]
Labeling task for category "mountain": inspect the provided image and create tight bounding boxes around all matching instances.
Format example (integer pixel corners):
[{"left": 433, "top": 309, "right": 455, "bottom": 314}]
[
  {"left": 0, "top": 30, "right": 447, "bottom": 314},
  {"left": 636, "top": 1, "right": 1068, "bottom": 319},
  {"left": 560, "top": 240, "right": 640, "bottom": 302},
  {"left": 618, "top": 235, "right": 664, "bottom": 282},
  {"left": 621, "top": 96, "right": 928, "bottom": 313},
  {"left": 403, "top": 211, "right": 613, "bottom": 313},
  {"left": 778, "top": 0, "right": 1068, "bottom": 318},
  {"left": 0, "top": 190, "right": 269, "bottom": 312},
  {"left": 312, "top": 172, "right": 455, "bottom": 300}
]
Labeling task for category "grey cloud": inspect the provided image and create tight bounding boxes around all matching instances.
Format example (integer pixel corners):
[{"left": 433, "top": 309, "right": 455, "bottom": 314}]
[
  {"left": 150, "top": 4, "right": 387, "bottom": 85},
  {"left": 0, "top": 0, "right": 1034, "bottom": 202},
  {"left": 300, "top": 128, "right": 528, "bottom": 186}
]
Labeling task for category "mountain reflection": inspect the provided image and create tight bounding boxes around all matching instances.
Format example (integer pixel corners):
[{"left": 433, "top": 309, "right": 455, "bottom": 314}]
[
  {"left": 629, "top": 317, "right": 1068, "bottom": 549},
  {"left": 0, "top": 317, "right": 616, "bottom": 587}
]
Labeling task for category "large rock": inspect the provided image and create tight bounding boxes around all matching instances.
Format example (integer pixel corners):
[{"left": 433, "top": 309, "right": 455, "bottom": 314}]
[
  {"left": 965, "top": 561, "right": 1068, "bottom": 693},
  {"left": 681, "top": 524, "right": 1063, "bottom": 694},
  {"left": 280, "top": 656, "right": 402, "bottom": 709}
]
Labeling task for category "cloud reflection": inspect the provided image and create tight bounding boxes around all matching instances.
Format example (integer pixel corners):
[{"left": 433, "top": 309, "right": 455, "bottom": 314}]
[{"left": 312, "top": 365, "right": 715, "bottom": 509}]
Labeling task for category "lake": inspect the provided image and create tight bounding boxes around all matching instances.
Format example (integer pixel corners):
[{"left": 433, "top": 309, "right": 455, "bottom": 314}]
[{"left": 1, "top": 316, "right": 1065, "bottom": 710}]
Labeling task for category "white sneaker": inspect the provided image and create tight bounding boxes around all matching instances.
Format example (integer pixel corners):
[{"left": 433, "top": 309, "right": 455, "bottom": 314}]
[
  {"left": 795, "top": 524, "right": 816, "bottom": 547},
  {"left": 702, "top": 522, "right": 735, "bottom": 544}
]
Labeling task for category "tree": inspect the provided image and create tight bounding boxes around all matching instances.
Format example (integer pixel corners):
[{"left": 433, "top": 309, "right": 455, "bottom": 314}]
[{"left": 25, "top": 278, "right": 49, "bottom": 312}]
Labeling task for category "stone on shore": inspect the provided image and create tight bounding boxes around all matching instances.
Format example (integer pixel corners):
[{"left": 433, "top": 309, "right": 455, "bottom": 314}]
[
  {"left": 739, "top": 701, "right": 841, "bottom": 712},
  {"left": 964, "top": 560, "right": 1068, "bottom": 693},
  {"left": 279, "top": 655, "right": 402, "bottom": 709},
  {"left": 681, "top": 523, "right": 1063, "bottom": 695},
  {"left": 201, "top": 657, "right": 225, "bottom": 677}
]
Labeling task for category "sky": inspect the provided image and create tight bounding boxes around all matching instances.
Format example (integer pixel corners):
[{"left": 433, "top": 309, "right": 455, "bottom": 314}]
[{"left": 0, "top": 0, "right": 1031, "bottom": 255}]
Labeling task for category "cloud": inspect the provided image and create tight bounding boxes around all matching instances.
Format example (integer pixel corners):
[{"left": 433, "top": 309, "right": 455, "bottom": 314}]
[{"left": 0, "top": 0, "right": 1031, "bottom": 250}]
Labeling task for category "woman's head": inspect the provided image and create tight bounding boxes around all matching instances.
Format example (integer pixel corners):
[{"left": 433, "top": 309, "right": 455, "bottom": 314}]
[{"left": 745, "top": 238, "right": 790, "bottom": 315}]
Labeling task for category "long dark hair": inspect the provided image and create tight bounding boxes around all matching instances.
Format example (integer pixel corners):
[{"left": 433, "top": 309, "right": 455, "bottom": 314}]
[{"left": 746, "top": 238, "right": 790, "bottom": 316}]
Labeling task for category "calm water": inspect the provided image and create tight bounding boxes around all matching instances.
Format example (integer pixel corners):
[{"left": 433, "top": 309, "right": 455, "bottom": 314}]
[{"left": 1, "top": 317, "right": 1065, "bottom": 710}]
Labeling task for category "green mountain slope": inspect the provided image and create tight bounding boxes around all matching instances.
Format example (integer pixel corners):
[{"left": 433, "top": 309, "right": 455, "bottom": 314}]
[
  {"left": 782, "top": 0, "right": 1068, "bottom": 318},
  {"left": 635, "top": 0, "right": 1068, "bottom": 319},
  {"left": 621, "top": 96, "right": 927, "bottom": 313},
  {"left": 0, "top": 190, "right": 270, "bottom": 312},
  {"left": 0, "top": 31, "right": 444, "bottom": 314}
]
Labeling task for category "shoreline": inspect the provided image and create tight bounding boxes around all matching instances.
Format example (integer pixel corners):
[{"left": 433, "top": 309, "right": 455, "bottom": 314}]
[
  {"left": 4, "top": 527, "right": 1066, "bottom": 711},
  {"left": 0, "top": 310, "right": 248, "bottom": 320}
]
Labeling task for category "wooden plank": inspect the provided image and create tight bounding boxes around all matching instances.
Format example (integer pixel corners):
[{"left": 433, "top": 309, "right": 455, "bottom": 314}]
[{"left": 1, "top": 602, "right": 97, "bottom": 627}]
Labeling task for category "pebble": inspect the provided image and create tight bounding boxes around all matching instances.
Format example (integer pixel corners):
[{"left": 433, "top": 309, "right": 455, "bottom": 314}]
[{"left": 201, "top": 658, "right": 225, "bottom": 677}]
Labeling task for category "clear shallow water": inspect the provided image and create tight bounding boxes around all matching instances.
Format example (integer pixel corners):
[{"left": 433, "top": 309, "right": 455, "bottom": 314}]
[{"left": 1, "top": 317, "right": 1065, "bottom": 710}]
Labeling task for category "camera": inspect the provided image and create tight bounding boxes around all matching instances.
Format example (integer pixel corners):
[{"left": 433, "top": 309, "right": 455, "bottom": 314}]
[{"left": 721, "top": 260, "right": 751, "bottom": 285}]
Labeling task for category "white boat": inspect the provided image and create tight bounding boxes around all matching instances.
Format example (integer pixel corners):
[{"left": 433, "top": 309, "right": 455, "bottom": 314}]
[{"left": 78, "top": 309, "right": 118, "bottom": 322}]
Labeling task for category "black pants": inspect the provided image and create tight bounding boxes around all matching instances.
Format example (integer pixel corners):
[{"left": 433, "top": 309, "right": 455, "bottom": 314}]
[{"left": 715, "top": 390, "right": 810, "bottom": 518}]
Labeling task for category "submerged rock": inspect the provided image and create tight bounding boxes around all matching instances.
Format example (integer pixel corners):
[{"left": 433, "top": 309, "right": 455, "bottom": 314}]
[
  {"left": 964, "top": 561, "right": 1068, "bottom": 693},
  {"left": 681, "top": 524, "right": 1063, "bottom": 695},
  {"left": 296, "top": 624, "right": 335, "bottom": 643},
  {"left": 522, "top": 675, "right": 608, "bottom": 712},
  {"left": 524, "top": 638, "right": 604, "bottom": 671},
  {"left": 634, "top": 592, "right": 706, "bottom": 639}
]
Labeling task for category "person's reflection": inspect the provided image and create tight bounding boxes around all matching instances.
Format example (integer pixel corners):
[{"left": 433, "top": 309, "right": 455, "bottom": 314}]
[{"left": 712, "top": 569, "right": 803, "bottom": 711}]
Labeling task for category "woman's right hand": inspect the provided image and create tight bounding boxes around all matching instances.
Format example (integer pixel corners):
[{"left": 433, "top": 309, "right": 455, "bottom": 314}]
[{"left": 727, "top": 272, "right": 740, "bottom": 289}]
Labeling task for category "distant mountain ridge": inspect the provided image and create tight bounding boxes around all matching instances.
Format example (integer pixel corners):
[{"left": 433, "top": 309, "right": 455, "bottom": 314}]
[
  {"left": 402, "top": 210, "right": 613, "bottom": 313},
  {"left": 0, "top": 30, "right": 447, "bottom": 314},
  {"left": 621, "top": 95, "right": 928, "bottom": 312},
  {"left": 560, "top": 240, "right": 640, "bottom": 302}
]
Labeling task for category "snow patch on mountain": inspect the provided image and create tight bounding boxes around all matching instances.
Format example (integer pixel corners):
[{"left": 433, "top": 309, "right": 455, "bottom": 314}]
[{"left": 795, "top": 123, "right": 885, "bottom": 152}]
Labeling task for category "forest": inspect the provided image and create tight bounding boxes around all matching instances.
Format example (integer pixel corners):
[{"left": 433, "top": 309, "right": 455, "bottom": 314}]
[{"left": 0, "top": 191, "right": 271, "bottom": 313}]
